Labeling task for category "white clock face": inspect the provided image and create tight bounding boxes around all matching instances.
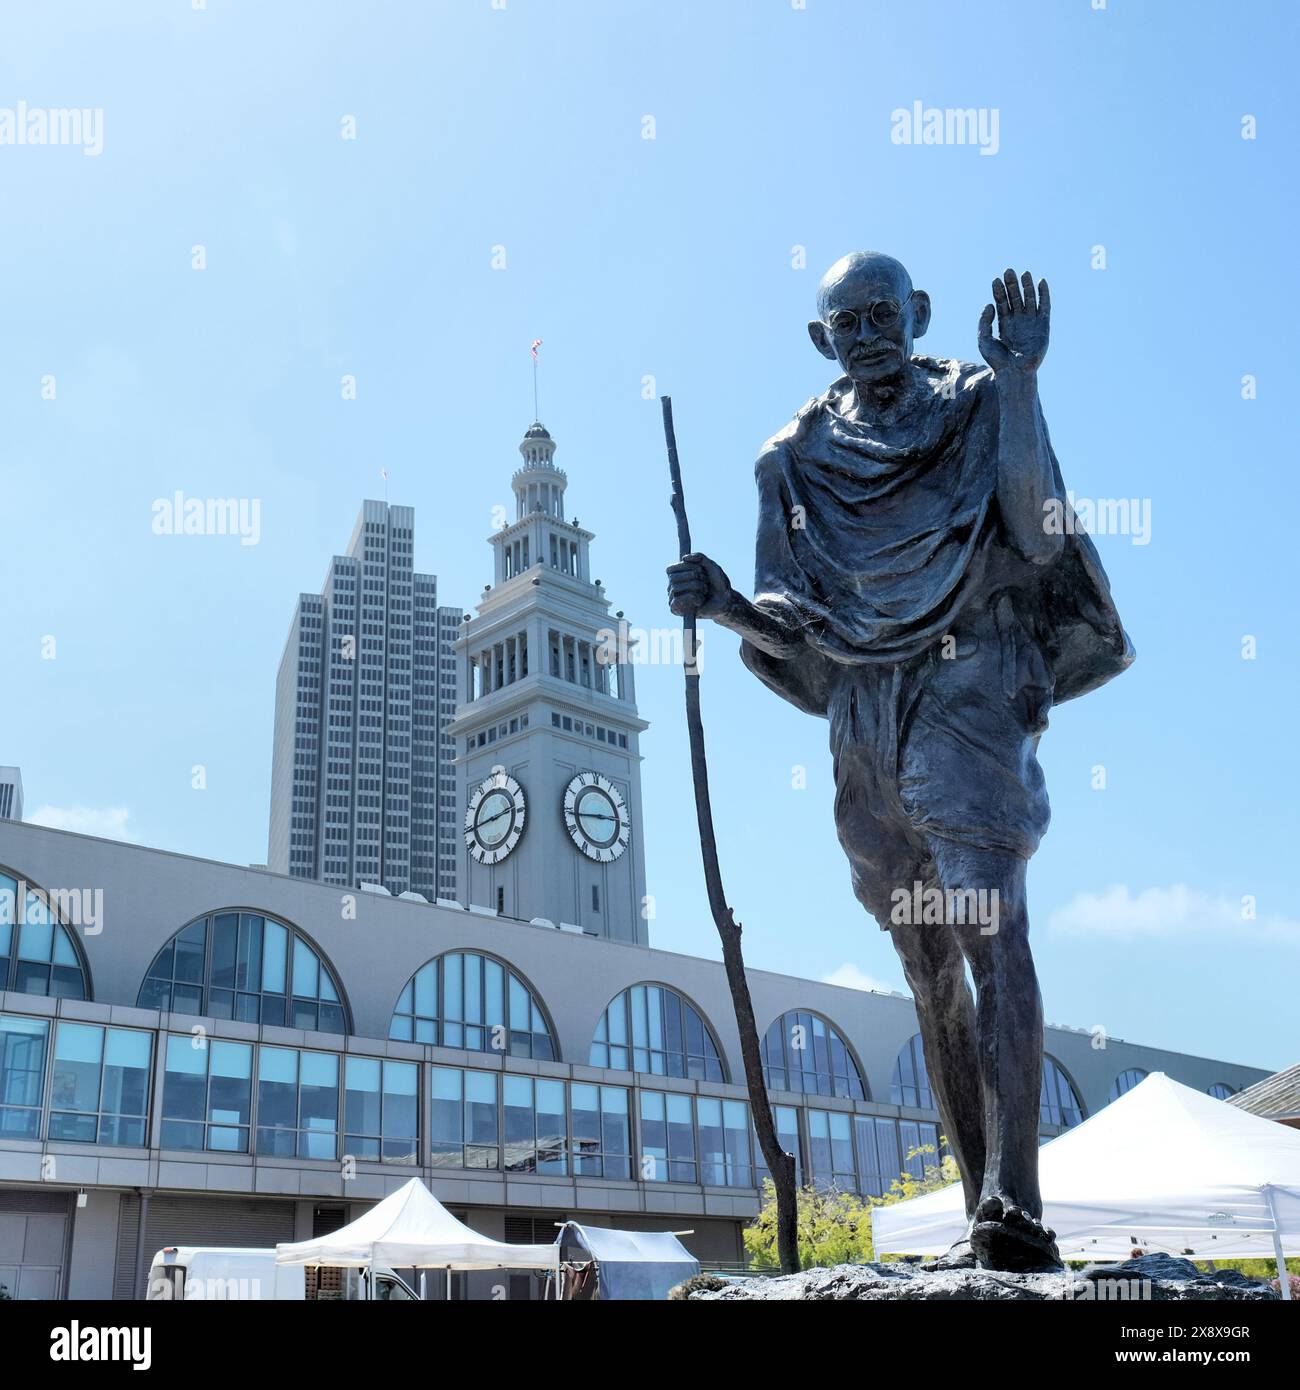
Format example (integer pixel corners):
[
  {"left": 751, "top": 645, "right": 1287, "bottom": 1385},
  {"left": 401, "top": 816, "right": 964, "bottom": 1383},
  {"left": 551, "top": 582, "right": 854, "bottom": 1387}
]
[
  {"left": 563, "top": 772, "right": 630, "bottom": 862},
  {"left": 465, "top": 772, "right": 527, "bottom": 864}
]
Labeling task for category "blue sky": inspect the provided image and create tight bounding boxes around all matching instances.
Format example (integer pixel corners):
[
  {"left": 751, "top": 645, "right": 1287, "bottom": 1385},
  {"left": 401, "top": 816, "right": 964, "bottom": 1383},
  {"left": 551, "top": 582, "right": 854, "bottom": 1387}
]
[{"left": 2, "top": 1, "right": 1295, "bottom": 1071}]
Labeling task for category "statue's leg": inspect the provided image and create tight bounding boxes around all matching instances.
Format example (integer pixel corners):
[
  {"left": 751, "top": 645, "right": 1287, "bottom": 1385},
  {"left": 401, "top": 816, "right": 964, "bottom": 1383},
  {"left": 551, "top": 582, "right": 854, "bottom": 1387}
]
[
  {"left": 927, "top": 837, "right": 1061, "bottom": 1271},
  {"left": 884, "top": 900, "right": 985, "bottom": 1222}
]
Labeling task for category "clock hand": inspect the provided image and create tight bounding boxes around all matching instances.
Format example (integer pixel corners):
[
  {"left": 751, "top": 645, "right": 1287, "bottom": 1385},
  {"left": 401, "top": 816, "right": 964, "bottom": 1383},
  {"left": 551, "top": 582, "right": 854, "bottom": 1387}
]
[{"left": 476, "top": 806, "right": 513, "bottom": 831}]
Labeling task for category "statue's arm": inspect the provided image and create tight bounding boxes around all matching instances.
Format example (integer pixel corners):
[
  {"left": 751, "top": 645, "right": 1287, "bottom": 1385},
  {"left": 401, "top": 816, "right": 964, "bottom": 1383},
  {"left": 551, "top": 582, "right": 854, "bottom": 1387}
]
[
  {"left": 978, "top": 269, "right": 1065, "bottom": 566},
  {"left": 992, "top": 373, "right": 1063, "bottom": 565},
  {"left": 715, "top": 589, "right": 804, "bottom": 659}
]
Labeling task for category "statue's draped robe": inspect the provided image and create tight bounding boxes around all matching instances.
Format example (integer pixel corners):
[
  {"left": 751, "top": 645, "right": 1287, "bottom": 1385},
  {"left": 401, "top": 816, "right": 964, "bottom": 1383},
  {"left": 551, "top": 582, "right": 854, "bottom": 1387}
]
[{"left": 741, "top": 359, "right": 1134, "bottom": 919}]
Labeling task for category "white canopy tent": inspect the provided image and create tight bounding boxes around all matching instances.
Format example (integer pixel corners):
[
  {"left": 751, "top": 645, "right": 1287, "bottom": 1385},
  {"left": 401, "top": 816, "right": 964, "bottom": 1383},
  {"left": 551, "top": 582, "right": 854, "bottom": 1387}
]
[
  {"left": 872, "top": 1072, "right": 1300, "bottom": 1295},
  {"left": 275, "top": 1177, "right": 560, "bottom": 1278}
]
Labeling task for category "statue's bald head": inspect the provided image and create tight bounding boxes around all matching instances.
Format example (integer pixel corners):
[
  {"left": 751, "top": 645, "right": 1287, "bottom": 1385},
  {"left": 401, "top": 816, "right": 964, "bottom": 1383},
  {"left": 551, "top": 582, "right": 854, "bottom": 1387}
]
[
  {"left": 816, "top": 251, "right": 913, "bottom": 320},
  {"left": 809, "top": 251, "right": 930, "bottom": 387}
]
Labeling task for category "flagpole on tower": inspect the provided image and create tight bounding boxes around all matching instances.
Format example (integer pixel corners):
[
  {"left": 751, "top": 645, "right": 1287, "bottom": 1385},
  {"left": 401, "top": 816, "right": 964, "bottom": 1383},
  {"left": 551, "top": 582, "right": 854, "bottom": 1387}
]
[{"left": 530, "top": 338, "right": 543, "bottom": 420}]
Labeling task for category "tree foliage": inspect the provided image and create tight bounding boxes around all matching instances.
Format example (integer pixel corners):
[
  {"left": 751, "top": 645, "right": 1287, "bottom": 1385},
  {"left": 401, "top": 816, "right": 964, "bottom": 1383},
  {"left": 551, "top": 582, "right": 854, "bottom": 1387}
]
[{"left": 744, "top": 1142, "right": 959, "bottom": 1269}]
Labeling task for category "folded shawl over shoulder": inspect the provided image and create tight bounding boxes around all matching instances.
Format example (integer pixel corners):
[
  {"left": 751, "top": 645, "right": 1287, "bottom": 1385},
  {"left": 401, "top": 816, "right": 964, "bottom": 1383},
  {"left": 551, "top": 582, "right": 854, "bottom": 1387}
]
[{"left": 740, "top": 358, "right": 1135, "bottom": 717}]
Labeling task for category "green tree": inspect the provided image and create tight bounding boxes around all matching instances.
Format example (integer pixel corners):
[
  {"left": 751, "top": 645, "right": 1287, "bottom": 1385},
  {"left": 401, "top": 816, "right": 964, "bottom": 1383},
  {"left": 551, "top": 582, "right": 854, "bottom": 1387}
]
[{"left": 744, "top": 1142, "right": 960, "bottom": 1269}]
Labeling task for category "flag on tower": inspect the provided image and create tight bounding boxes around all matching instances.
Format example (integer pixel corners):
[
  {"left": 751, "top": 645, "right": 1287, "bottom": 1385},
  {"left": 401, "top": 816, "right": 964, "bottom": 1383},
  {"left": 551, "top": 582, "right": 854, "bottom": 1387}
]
[
  {"left": 379, "top": 467, "right": 388, "bottom": 480},
  {"left": 530, "top": 338, "right": 543, "bottom": 360}
]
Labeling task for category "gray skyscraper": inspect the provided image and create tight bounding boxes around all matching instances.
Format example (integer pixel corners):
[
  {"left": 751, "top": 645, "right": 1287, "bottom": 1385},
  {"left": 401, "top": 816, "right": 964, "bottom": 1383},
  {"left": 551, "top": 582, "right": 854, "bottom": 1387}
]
[
  {"left": 0, "top": 767, "right": 23, "bottom": 821},
  {"left": 268, "top": 501, "right": 461, "bottom": 900}
]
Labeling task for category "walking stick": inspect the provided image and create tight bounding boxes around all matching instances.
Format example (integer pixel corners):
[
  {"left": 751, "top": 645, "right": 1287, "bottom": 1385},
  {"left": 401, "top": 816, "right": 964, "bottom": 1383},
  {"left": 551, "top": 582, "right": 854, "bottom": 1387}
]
[{"left": 661, "top": 396, "right": 800, "bottom": 1276}]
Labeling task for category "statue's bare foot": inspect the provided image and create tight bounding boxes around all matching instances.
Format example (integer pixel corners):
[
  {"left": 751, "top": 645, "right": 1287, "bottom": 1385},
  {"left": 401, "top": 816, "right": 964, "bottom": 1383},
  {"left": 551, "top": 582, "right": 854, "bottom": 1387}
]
[
  {"left": 920, "top": 1237, "right": 977, "bottom": 1271},
  {"left": 970, "top": 1195, "right": 1063, "bottom": 1272}
]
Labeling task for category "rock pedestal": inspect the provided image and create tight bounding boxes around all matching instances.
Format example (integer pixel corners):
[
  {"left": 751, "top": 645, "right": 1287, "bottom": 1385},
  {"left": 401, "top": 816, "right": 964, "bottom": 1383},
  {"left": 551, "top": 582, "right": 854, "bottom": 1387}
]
[{"left": 686, "top": 1255, "right": 1278, "bottom": 1302}]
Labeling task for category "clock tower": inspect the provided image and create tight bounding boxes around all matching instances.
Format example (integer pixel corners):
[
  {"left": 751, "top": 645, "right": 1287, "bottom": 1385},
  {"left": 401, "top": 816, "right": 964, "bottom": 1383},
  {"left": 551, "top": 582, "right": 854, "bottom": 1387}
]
[{"left": 447, "top": 421, "right": 650, "bottom": 945}]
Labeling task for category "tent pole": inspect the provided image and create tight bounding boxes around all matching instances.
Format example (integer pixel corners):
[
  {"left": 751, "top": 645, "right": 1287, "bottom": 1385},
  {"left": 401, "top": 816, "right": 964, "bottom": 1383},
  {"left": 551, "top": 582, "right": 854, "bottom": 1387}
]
[
  {"left": 1264, "top": 1185, "right": 1291, "bottom": 1301},
  {"left": 446, "top": 1265, "right": 451, "bottom": 1302}
]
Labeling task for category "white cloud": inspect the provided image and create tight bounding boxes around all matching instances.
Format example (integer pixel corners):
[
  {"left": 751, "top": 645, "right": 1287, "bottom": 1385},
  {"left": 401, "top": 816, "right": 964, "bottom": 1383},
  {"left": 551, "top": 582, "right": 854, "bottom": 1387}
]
[
  {"left": 27, "top": 805, "right": 137, "bottom": 842},
  {"left": 1048, "top": 883, "right": 1299, "bottom": 947},
  {"left": 822, "top": 962, "right": 901, "bottom": 994}
]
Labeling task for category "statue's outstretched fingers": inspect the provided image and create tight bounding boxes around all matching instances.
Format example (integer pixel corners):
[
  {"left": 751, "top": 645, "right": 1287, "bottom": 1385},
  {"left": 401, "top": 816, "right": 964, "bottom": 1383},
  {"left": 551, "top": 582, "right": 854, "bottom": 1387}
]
[
  {"left": 1003, "top": 268, "right": 1024, "bottom": 314},
  {"left": 991, "top": 277, "right": 1011, "bottom": 328}
]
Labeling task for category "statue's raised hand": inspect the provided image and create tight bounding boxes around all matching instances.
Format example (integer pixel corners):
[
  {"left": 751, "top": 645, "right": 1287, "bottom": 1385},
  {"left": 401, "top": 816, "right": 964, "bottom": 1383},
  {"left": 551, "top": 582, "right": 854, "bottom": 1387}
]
[{"left": 978, "top": 268, "right": 1049, "bottom": 376}]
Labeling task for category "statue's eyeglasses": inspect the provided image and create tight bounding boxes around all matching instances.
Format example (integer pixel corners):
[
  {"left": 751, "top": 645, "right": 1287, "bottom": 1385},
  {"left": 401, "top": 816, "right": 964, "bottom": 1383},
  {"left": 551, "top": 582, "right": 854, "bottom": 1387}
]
[{"left": 824, "top": 291, "right": 914, "bottom": 337}]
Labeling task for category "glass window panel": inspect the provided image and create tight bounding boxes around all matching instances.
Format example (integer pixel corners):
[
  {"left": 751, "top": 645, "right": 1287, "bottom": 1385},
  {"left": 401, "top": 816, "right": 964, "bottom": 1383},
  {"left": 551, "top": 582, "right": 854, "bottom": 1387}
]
[
  {"left": 291, "top": 938, "right": 319, "bottom": 999},
  {"left": 236, "top": 916, "right": 262, "bottom": 992},
  {"left": 507, "top": 974, "right": 526, "bottom": 1032},
  {"left": 608, "top": 997, "right": 628, "bottom": 1047},
  {"left": 160, "top": 1118, "right": 204, "bottom": 1150},
  {"left": 571, "top": 1082, "right": 600, "bottom": 1174},
  {"left": 639, "top": 1091, "right": 666, "bottom": 1181},
  {"left": 503, "top": 1075, "right": 534, "bottom": 1171},
  {"left": 257, "top": 1046, "right": 299, "bottom": 1143},
  {"left": 484, "top": 959, "right": 504, "bottom": 1027},
  {"left": 344, "top": 1056, "right": 382, "bottom": 1135},
  {"left": 146, "top": 941, "right": 174, "bottom": 982},
  {"left": 261, "top": 920, "right": 287, "bottom": 993},
  {"left": 210, "top": 914, "right": 237, "bottom": 990},
  {"left": 174, "top": 921, "right": 207, "bottom": 984},
  {"left": 48, "top": 963, "right": 83, "bottom": 999},
  {"left": 724, "top": 1100, "right": 752, "bottom": 1187},
  {"left": 663, "top": 991, "right": 683, "bottom": 1057},
  {"left": 291, "top": 998, "right": 319, "bottom": 1030},
  {"left": 444, "top": 954, "right": 464, "bottom": 1022},
  {"left": 697, "top": 1097, "right": 725, "bottom": 1185},
  {"left": 647, "top": 988, "right": 665, "bottom": 1053},
  {"left": 536, "top": 1079, "right": 566, "bottom": 1176},
  {"left": 52, "top": 929, "right": 78, "bottom": 967},
  {"left": 414, "top": 964, "right": 437, "bottom": 1020},
  {"left": 601, "top": 1086, "right": 631, "bottom": 1179},
  {"left": 630, "top": 986, "right": 648, "bottom": 1049},
  {"left": 382, "top": 1061, "right": 418, "bottom": 1160},
  {"left": 17, "top": 914, "right": 54, "bottom": 962},
  {"left": 52, "top": 1022, "right": 103, "bottom": 1112},
  {"left": 464, "top": 953, "right": 482, "bottom": 1025},
  {"left": 666, "top": 1093, "right": 695, "bottom": 1181},
  {"left": 430, "top": 1066, "right": 463, "bottom": 1164},
  {"left": 207, "top": 988, "right": 234, "bottom": 1021},
  {"left": 102, "top": 1029, "right": 151, "bottom": 1125},
  {"left": 0, "top": 1016, "right": 50, "bottom": 1134},
  {"left": 162, "top": 1035, "right": 207, "bottom": 1127}
]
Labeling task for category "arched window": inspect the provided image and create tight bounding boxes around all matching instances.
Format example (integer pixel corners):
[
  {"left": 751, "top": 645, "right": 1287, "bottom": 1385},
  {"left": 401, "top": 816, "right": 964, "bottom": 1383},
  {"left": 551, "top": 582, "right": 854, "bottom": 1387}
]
[
  {"left": 138, "top": 911, "right": 348, "bottom": 1033},
  {"left": 1109, "top": 1067, "right": 1148, "bottom": 1101},
  {"left": 761, "top": 1010, "right": 866, "bottom": 1100},
  {"left": 1041, "top": 1055, "right": 1085, "bottom": 1127},
  {"left": 0, "top": 871, "right": 88, "bottom": 1000},
  {"left": 1207, "top": 1082, "right": 1236, "bottom": 1100},
  {"left": 890, "top": 1033, "right": 933, "bottom": 1109},
  {"left": 390, "top": 951, "right": 555, "bottom": 1060},
  {"left": 590, "top": 984, "right": 725, "bottom": 1082}
]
